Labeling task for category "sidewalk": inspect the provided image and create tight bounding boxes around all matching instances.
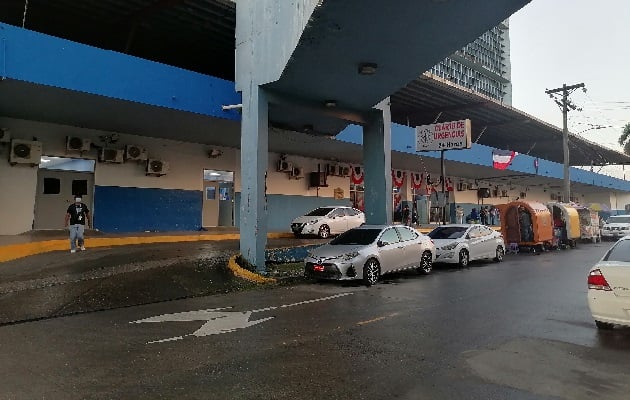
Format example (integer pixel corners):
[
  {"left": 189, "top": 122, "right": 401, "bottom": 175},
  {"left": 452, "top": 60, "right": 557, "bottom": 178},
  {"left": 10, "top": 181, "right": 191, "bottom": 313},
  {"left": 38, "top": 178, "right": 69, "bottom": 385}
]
[{"left": 0, "top": 228, "right": 294, "bottom": 263}]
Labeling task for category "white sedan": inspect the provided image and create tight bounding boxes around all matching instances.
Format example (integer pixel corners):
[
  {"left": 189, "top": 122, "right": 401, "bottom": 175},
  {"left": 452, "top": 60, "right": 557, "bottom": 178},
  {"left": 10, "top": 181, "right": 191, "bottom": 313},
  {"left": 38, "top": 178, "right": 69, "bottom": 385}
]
[
  {"left": 587, "top": 236, "right": 630, "bottom": 329},
  {"left": 427, "top": 224, "right": 505, "bottom": 267}
]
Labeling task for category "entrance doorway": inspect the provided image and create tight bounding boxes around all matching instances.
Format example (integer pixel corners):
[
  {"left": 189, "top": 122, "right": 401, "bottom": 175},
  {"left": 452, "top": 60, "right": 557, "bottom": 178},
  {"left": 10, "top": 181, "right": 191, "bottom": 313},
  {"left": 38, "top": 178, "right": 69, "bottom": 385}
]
[
  {"left": 34, "top": 156, "right": 95, "bottom": 230},
  {"left": 202, "top": 169, "right": 234, "bottom": 227}
]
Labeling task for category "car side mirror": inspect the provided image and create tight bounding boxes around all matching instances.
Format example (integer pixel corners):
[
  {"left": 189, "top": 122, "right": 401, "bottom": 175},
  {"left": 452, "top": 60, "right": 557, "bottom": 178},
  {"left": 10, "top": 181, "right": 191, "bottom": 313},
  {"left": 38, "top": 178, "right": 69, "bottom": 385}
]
[
  {"left": 377, "top": 240, "right": 386, "bottom": 247},
  {"left": 466, "top": 234, "right": 471, "bottom": 239}
]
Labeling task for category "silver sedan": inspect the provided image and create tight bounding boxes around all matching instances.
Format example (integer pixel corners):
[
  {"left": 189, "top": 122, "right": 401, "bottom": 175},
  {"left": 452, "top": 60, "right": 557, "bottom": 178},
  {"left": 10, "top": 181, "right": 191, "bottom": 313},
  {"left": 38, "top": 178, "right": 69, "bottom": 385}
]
[
  {"left": 304, "top": 224, "right": 436, "bottom": 286},
  {"left": 428, "top": 224, "right": 505, "bottom": 267}
]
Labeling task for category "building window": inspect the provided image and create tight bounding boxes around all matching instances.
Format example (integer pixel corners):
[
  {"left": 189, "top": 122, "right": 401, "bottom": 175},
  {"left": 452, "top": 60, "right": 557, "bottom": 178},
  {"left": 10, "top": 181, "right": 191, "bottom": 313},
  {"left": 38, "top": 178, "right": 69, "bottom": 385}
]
[{"left": 43, "top": 178, "right": 60, "bottom": 195}]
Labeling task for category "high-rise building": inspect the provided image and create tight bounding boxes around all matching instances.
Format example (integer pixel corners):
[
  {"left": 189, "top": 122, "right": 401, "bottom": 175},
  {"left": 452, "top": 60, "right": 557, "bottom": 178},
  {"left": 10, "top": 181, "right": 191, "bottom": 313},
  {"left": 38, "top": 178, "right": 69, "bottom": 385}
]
[{"left": 429, "top": 20, "right": 512, "bottom": 104}]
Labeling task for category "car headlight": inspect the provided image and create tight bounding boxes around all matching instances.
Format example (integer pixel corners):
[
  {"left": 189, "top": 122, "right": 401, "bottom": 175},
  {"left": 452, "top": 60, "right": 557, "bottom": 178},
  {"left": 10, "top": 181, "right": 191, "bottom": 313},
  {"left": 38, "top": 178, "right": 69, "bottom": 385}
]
[
  {"left": 308, "top": 219, "right": 319, "bottom": 224},
  {"left": 336, "top": 251, "right": 359, "bottom": 261},
  {"left": 441, "top": 243, "right": 458, "bottom": 251}
]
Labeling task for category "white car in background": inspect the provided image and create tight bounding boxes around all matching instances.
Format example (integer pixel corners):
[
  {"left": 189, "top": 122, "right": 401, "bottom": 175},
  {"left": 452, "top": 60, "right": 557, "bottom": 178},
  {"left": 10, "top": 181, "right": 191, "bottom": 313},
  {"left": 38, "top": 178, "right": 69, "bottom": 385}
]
[
  {"left": 304, "top": 224, "right": 435, "bottom": 286},
  {"left": 587, "top": 236, "right": 630, "bottom": 329},
  {"left": 290, "top": 206, "right": 365, "bottom": 238},
  {"left": 427, "top": 224, "right": 505, "bottom": 268},
  {"left": 600, "top": 215, "right": 630, "bottom": 241}
]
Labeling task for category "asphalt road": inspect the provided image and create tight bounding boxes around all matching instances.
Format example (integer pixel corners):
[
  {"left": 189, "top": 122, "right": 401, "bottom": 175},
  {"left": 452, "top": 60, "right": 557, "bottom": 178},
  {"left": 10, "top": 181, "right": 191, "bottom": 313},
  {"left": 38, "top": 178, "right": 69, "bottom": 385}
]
[{"left": 1, "top": 241, "right": 630, "bottom": 399}]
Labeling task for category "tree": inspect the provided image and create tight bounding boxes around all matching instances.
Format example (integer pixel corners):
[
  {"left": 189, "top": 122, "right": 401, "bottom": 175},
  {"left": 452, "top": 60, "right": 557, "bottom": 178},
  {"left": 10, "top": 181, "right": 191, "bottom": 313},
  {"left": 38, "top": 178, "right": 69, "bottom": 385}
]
[{"left": 618, "top": 123, "right": 630, "bottom": 155}]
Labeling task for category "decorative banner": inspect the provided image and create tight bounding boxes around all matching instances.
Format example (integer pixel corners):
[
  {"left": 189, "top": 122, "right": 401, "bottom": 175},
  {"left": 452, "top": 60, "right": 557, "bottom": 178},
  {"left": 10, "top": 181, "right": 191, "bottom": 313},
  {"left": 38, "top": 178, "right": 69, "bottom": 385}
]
[
  {"left": 446, "top": 177, "right": 454, "bottom": 192},
  {"left": 351, "top": 165, "right": 364, "bottom": 185},
  {"left": 416, "top": 119, "right": 472, "bottom": 151},
  {"left": 411, "top": 172, "right": 424, "bottom": 190},
  {"left": 492, "top": 149, "right": 518, "bottom": 170},
  {"left": 392, "top": 169, "right": 405, "bottom": 188}
]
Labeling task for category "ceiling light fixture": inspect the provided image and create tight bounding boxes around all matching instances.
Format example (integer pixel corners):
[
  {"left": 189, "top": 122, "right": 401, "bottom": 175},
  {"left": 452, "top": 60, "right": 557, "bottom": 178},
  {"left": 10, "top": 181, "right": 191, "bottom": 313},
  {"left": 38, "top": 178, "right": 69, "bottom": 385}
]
[{"left": 358, "top": 62, "right": 378, "bottom": 75}]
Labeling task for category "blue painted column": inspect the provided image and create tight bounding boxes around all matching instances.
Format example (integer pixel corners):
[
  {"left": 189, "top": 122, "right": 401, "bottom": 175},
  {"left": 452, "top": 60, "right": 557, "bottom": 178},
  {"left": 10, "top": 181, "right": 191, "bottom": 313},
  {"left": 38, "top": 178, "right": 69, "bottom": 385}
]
[
  {"left": 239, "top": 86, "right": 269, "bottom": 271},
  {"left": 362, "top": 99, "right": 392, "bottom": 225}
]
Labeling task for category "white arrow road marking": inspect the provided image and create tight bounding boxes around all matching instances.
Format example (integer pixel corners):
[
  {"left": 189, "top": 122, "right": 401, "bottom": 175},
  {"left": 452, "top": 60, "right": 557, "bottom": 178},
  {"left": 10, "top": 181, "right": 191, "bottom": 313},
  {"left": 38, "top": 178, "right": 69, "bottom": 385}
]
[{"left": 131, "top": 293, "right": 353, "bottom": 344}]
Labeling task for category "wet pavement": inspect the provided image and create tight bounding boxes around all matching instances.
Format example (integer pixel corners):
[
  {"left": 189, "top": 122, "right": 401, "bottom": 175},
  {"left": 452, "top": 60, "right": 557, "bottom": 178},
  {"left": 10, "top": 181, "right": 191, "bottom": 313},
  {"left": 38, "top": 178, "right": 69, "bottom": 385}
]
[
  {"left": 0, "top": 237, "right": 325, "bottom": 324},
  {"left": 1, "top": 240, "right": 630, "bottom": 399}
]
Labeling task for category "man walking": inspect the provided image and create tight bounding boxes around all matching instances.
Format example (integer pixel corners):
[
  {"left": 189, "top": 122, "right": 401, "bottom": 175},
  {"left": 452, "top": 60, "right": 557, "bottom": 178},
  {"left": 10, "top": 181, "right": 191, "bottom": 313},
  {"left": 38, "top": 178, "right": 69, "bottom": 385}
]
[{"left": 64, "top": 195, "right": 91, "bottom": 253}]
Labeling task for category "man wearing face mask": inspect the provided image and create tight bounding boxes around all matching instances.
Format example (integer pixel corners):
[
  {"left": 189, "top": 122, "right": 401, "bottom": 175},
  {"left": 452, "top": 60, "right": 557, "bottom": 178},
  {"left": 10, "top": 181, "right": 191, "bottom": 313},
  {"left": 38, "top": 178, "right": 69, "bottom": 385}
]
[{"left": 64, "top": 195, "right": 91, "bottom": 253}]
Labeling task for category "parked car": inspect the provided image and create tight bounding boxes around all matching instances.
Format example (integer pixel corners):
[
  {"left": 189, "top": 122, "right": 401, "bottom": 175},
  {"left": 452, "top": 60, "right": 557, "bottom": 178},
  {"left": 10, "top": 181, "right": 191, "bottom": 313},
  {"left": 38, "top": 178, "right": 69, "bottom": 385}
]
[
  {"left": 290, "top": 206, "right": 365, "bottom": 238},
  {"left": 587, "top": 236, "right": 630, "bottom": 329},
  {"left": 304, "top": 225, "right": 435, "bottom": 286},
  {"left": 427, "top": 224, "right": 505, "bottom": 267},
  {"left": 600, "top": 215, "right": 630, "bottom": 241}
]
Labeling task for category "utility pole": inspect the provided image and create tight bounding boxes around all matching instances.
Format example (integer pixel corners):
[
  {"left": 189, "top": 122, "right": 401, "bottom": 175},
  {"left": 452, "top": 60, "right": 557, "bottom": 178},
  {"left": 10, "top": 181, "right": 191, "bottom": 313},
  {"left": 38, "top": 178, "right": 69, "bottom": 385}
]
[{"left": 545, "top": 83, "right": 585, "bottom": 202}]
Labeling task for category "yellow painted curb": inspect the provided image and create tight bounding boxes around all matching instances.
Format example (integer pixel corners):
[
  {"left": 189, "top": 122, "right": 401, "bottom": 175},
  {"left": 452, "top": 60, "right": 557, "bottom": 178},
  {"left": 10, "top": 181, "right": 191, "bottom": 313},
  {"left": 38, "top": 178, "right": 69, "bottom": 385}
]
[
  {"left": 0, "top": 232, "right": 295, "bottom": 263},
  {"left": 227, "top": 255, "right": 276, "bottom": 284}
]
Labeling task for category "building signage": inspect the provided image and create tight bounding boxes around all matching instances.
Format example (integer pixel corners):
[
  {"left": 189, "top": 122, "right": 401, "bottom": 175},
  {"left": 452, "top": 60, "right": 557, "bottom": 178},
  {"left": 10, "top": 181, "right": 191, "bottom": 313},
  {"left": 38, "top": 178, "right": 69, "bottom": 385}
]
[{"left": 415, "top": 119, "right": 472, "bottom": 151}]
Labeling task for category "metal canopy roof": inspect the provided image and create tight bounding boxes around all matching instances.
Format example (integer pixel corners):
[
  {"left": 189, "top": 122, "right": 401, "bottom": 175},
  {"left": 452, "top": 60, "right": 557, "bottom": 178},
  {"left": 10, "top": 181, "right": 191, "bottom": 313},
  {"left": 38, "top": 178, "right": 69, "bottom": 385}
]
[
  {"left": 1, "top": 0, "right": 628, "bottom": 167},
  {"left": 391, "top": 74, "right": 630, "bottom": 166}
]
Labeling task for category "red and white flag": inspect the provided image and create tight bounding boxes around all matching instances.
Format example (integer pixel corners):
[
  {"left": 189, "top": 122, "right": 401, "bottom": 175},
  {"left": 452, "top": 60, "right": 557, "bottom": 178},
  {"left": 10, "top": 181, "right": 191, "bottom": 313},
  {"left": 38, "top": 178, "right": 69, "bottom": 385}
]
[{"left": 492, "top": 149, "right": 517, "bottom": 170}]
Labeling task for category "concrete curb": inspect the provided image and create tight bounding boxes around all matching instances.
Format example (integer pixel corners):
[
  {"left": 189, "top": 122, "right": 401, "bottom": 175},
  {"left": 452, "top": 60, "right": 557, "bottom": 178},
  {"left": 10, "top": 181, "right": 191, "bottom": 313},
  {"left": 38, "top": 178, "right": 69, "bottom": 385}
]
[
  {"left": 0, "top": 232, "right": 294, "bottom": 263},
  {"left": 227, "top": 255, "right": 277, "bottom": 284}
]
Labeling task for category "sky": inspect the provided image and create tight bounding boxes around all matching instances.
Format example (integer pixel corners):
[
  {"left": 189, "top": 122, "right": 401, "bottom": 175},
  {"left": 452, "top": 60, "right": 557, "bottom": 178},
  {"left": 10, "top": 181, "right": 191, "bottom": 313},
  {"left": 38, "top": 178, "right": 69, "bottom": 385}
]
[{"left": 508, "top": 0, "right": 630, "bottom": 176}]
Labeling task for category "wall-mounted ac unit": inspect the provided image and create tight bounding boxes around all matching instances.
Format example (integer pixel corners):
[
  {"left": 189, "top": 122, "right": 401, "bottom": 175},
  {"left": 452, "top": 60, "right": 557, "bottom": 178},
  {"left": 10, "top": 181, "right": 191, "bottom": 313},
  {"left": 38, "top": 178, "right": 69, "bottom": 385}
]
[
  {"left": 477, "top": 188, "right": 491, "bottom": 198},
  {"left": 327, "top": 164, "right": 337, "bottom": 176},
  {"left": 66, "top": 136, "right": 91, "bottom": 152},
  {"left": 0, "top": 129, "right": 11, "bottom": 143},
  {"left": 146, "top": 159, "right": 170, "bottom": 176},
  {"left": 99, "top": 148, "right": 124, "bottom": 163},
  {"left": 125, "top": 145, "right": 148, "bottom": 161},
  {"left": 9, "top": 139, "right": 43, "bottom": 165},
  {"left": 290, "top": 166, "right": 304, "bottom": 179},
  {"left": 339, "top": 165, "right": 350, "bottom": 177},
  {"left": 277, "top": 159, "right": 292, "bottom": 172},
  {"left": 309, "top": 171, "right": 327, "bottom": 187}
]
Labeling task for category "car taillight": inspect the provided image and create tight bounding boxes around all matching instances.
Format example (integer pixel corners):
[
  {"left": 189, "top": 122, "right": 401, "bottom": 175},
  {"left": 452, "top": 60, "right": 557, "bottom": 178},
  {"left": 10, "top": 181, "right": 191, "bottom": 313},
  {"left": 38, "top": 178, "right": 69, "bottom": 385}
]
[{"left": 588, "top": 269, "right": 612, "bottom": 291}]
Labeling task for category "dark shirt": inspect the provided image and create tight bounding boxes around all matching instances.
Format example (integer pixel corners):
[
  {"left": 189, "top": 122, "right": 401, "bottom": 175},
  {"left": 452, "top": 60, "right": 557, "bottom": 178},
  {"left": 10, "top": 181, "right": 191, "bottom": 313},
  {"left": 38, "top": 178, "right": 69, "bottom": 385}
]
[{"left": 67, "top": 203, "right": 90, "bottom": 225}]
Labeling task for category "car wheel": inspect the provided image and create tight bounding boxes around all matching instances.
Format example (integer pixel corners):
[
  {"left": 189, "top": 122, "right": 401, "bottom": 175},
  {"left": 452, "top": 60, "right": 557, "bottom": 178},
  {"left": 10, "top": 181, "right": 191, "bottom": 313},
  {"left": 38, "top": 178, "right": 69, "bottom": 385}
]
[
  {"left": 418, "top": 251, "right": 433, "bottom": 275},
  {"left": 493, "top": 246, "right": 504, "bottom": 262},
  {"left": 362, "top": 258, "right": 380, "bottom": 286},
  {"left": 318, "top": 225, "right": 330, "bottom": 239},
  {"left": 458, "top": 249, "right": 469, "bottom": 268},
  {"left": 595, "top": 320, "right": 614, "bottom": 330}
]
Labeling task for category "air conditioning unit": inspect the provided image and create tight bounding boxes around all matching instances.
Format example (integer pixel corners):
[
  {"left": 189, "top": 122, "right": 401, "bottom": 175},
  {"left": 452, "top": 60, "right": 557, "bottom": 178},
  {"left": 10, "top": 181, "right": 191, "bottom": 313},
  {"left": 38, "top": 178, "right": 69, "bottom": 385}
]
[
  {"left": 339, "top": 165, "right": 350, "bottom": 177},
  {"left": 277, "top": 159, "right": 292, "bottom": 172},
  {"left": 290, "top": 166, "right": 304, "bottom": 179},
  {"left": 0, "top": 129, "right": 10, "bottom": 143},
  {"left": 99, "top": 148, "right": 124, "bottom": 163},
  {"left": 9, "top": 139, "right": 43, "bottom": 165},
  {"left": 327, "top": 164, "right": 338, "bottom": 176},
  {"left": 477, "top": 188, "right": 491, "bottom": 198},
  {"left": 146, "top": 159, "right": 170, "bottom": 176},
  {"left": 309, "top": 171, "right": 327, "bottom": 187},
  {"left": 457, "top": 182, "right": 468, "bottom": 191},
  {"left": 66, "top": 136, "right": 91, "bottom": 152},
  {"left": 125, "top": 145, "right": 148, "bottom": 161}
]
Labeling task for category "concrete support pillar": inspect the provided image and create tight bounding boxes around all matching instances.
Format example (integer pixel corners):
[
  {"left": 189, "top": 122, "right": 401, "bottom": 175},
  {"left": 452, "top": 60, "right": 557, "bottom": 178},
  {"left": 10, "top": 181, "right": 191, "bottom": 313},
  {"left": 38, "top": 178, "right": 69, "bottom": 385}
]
[
  {"left": 239, "top": 86, "right": 269, "bottom": 271},
  {"left": 362, "top": 98, "right": 392, "bottom": 225}
]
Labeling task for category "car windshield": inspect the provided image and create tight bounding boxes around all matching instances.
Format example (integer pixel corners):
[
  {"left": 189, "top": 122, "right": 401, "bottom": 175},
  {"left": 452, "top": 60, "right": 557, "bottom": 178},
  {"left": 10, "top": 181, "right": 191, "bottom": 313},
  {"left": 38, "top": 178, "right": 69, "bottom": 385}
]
[
  {"left": 330, "top": 229, "right": 381, "bottom": 245},
  {"left": 607, "top": 216, "right": 630, "bottom": 224},
  {"left": 428, "top": 226, "right": 468, "bottom": 239},
  {"left": 603, "top": 240, "right": 630, "bottom": 262},
  {"left": 305, "top": 207, "right": 334, "bottom": 217}
]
